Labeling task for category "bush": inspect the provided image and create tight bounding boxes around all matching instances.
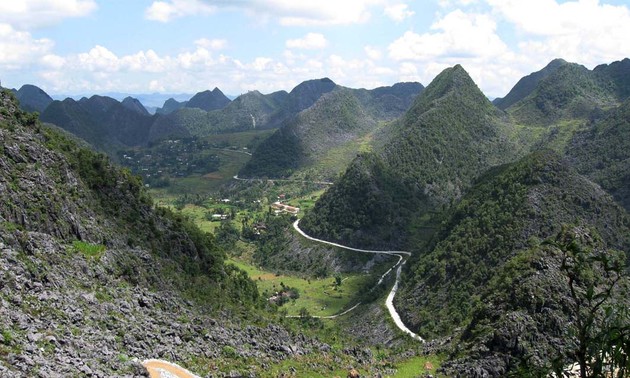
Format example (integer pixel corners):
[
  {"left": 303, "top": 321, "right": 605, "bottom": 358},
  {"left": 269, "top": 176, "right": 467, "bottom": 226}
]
[{"left": 71, "top": 240, "right": 106, "bottom": 259}]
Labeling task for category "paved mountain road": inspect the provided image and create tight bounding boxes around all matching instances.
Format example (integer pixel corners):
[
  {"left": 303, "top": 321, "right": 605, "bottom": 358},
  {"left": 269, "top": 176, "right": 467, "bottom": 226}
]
[{"left": 292, "top": 220, "right": 424, "bottom": 342}]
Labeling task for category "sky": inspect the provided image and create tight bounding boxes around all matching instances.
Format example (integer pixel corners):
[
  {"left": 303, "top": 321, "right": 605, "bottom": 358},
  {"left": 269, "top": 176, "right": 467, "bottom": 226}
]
[{"left": 1, "top": 0, "right": 630, "bottom": 99}]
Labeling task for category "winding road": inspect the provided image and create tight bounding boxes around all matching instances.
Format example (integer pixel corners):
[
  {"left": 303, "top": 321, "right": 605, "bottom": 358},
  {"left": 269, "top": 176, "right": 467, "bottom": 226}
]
[
  {"left": 292, "top": 220, "right": 424, "bottom": 342},
  {"left": 233, "top": 175, "right": 333, "bottom": 186}
]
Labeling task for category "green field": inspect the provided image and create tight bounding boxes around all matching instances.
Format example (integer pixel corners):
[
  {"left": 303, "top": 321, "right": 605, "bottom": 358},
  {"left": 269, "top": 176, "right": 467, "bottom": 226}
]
[{"left": 228, "top": 258, "right": 370, "bottom": 317}]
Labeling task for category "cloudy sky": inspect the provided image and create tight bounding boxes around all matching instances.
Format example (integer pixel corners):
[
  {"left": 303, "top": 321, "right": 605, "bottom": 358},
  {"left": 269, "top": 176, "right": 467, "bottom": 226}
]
[{"left": 1, "top": 0, "right": 629, "bottom": 98}]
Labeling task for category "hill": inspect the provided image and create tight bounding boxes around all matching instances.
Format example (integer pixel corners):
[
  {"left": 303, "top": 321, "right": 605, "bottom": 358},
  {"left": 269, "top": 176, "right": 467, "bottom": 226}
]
[
  {"left": 239, "top": 82, "right": 423, "bottom": 180},
  {"left": 0, "top": 89, "right": 266, "bottom": 375},
  {"left": 155, "top": 97, "right": 187, "bottom": 114},
  {"left": 121, "top": 96, "right": 150, "bottom": 116},
  {"left": 185, "top": 87, "right": 231, "bottom": 111},
  {"left": 566, "top": 100, "right": 630, "bottom": 212},
  {"left": 14, "top": 84, "right": 53, "bottom": 113},
  {"left": 40, "top": 95, "right": 155, "bottom": 153},
  {"left": 395, "top": 150, "right": 630, "bottom": 375},
  {"left": 301, "top": 65, "right": 521, "bottom": 249},
  {"left": 493, "top": 58, "right": 566, "bottom": 110},
  {"left": 153, "top": 79, "right": 339, "bottom": 138},
  {"left": 504, "top": 58, "right": 630, "bottom": 127}
]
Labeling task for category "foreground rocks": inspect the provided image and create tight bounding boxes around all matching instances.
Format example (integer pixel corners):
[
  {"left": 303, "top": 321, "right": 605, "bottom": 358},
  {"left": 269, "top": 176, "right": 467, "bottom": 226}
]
[{"left": 0, "top": 232, "right": 332, "bottom": 377}]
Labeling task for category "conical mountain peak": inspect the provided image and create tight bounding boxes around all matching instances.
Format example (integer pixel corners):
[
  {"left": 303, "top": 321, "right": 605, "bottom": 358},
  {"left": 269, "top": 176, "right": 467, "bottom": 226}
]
[{"left": 406, "top": 64, "right": 490, "bottom": 119}]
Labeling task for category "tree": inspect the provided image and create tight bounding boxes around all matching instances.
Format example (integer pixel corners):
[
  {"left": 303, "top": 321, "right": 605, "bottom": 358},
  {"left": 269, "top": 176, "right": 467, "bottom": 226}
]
[
  {"left": 334, "top": 273, "right": 343, "bottom": 287},
  {"left": 547, "top": 226, "right": 629, "bottom": 378}
]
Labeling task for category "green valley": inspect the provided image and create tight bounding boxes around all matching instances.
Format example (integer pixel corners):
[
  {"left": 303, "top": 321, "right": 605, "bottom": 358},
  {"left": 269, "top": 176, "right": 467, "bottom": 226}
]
[{"left": 3, "top": 56, "right": 630, "bottom": 378}]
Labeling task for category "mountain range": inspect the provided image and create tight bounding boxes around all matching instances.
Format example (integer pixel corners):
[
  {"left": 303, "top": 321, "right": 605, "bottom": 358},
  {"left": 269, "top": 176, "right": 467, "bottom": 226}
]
[
  {"left": 299, "top": 58, "right": 630, "bottom": 374},
  {"left": 239, "top": 81, "right": 423, "bottom": 180},
  {"left": 14, "top": 78, "right": 397, "bottom": 155},
  {"left": 4, "top": 56, "right": 630, "bottom": 376}
]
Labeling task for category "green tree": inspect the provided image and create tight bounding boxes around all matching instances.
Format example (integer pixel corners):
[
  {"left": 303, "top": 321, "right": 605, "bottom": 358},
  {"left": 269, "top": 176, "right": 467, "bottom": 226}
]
[{"left": 547, "top": 226, "right": 629, "bottom": 378}]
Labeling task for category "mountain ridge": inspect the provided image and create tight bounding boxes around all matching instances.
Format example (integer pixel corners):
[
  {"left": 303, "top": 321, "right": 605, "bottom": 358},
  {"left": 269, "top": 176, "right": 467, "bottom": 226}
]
[{"left": 301, "top": 64, "right": 521, "bottom": 249}]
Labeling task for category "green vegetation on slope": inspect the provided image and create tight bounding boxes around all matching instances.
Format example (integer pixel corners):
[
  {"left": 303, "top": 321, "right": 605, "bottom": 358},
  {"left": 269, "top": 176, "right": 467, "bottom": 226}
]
[
  {"left": 395, "top": 150, "right": 630, "bottom": 375},
  {"left": 566, "top": 100, "right": 630, "bottom": 212},
  {"left": 301, "top": 65, "right": 522, "bottom": 249},
  {"left": 240, "top": 83, "right": 422, "bottom": 181}
]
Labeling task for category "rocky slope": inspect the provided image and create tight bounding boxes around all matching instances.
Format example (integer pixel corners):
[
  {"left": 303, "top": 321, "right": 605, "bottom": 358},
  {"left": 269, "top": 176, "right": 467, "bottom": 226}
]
[{"left": 0, "top": 89, "right": 348, "bottom": 376}]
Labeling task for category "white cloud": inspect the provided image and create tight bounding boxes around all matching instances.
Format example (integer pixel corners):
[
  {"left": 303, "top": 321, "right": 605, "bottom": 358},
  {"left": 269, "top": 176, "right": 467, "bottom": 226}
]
[
  {"left": 388, "top": 10, "right": 507, "bottom": 61},
  {"left": 195, "top": 38, "right": 227, "bottom": 50},
  {"left": 121, "top": 50, "right": 170, "bottom": 73},
  {"left": 149, "top": 80, "right": 165, "bottom": 92},
  {"left": 145, "top": 0, "right": 216, "bottom": 22},
  {"left": 0, "top": 0, "right": 97, "bottom": 30},
  {"left": 487, "top": 0, "right": 630, "bottom": 66},
  {"left": 41, "top": 54, "right": 66, "bottom": 69},
  {"left": 145, "top": 0, "right": 386, "bottom": 25},
  {"left": 0, "top": 24, "right": 54, "bottom": 69},
  {"left": 254, "top": 0, "right": 385, "bottom": 26},
  {"left": 286, "top": 33, "right": 328, "bottom": 50},
  {"left": 364, "top": 45, "right": 383, "bottom": 60},
  {"left": 384, "top": 3, "right": 415, "bottom": 22},
  {"left": 77, "top": 45, "right": 121, "bottom": 72}
]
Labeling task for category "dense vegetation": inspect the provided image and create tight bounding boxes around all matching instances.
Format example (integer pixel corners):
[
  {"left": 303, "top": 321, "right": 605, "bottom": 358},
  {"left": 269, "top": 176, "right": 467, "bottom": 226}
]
[
  {"left": 395, "top": 151, "right": 630, "bottom": 374},
  {"left": 566, "top": 100, "right": 630, "bottom": 212},
  {"left": 302, "top": 65, "right": 521, "bottom": 249},
  {"left": 240, "top": 83, "right": 423, "bottom": 181}
]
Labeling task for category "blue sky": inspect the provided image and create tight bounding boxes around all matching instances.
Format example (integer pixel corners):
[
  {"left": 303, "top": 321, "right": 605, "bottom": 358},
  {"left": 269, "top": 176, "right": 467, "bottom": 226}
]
[{"left": 1, "top": 0, "right": 630, "bottom": 98}]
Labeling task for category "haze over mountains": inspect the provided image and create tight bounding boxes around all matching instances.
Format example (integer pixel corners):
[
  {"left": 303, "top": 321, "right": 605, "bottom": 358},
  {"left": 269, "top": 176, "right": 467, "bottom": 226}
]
[{"left": 3, "top": 57, "right": 630, "bottom": 376}]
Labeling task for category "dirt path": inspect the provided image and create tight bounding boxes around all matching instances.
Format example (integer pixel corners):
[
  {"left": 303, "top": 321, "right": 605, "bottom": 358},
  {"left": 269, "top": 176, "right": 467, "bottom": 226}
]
[{"left": 143, "top": 359, "right": 201, "bottom": 378}]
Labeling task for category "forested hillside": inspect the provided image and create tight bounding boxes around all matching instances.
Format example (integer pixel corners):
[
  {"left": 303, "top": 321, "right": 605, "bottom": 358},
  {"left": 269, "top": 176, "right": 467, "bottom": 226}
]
[
  {"left": 239, "top": 83, "right": 423, "bottom": 180},
  {"left": 396, "top": 150, "right": 630, "bottom": 375},
  {"left": 301, "top": 65, "right": 521, "bottom": 249},
  {"left": 566, "top": 100, "right": 630, "bottom": 212}
]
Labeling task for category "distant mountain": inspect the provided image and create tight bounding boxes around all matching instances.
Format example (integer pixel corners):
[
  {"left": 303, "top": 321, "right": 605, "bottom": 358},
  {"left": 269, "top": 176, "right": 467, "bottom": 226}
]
[
  {"left": 155, "top": 97, "right": 187, "bottom": 114},
  {"left": 284, "top": 77, "right": 337, "bottom": 113},
  {"left": 396, "top": 150, "right": 630, "bottom": 375},
  {"left": 155, "top": 79, "right": 342, "bottom": 137},
  {"left": 40, "top": 95, "right": 155, "bottom": 153},
  {"left": 502, "top": 58, "right": 630, "bottom": 126},
  {"left": 493, "top": 58, "right": 566, "bottom": 110},
  {"left": 301, "top": 65, "right": 521, "bottom": 249},
  {"left": 263, "top": 78, "right": 337, "bottom": 129},
  {"left": 203, "top": 90, "right": 288, "bottom": 132},
  {"left": 185, "top": 87, "right": 231, "bottom": 111},
  {"left": 593, "top": 57, "right": 630, "bottom": 99},
  {"left": 239, "top": 82, "right": 424, "bottom": 180},
  {"left": 121, "top": 96, "right": 150, "bottom": 116},
  {"left": 14, "top": 84, "right": 53, "bottom": 113}
]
